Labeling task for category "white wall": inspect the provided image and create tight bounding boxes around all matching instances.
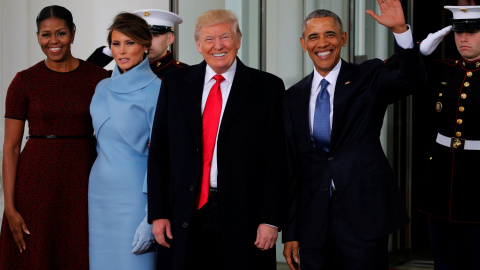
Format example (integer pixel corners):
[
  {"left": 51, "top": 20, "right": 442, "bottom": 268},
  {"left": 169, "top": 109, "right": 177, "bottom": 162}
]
[{"left": 265, "top": 0, "right": 304, "bottom": 89}]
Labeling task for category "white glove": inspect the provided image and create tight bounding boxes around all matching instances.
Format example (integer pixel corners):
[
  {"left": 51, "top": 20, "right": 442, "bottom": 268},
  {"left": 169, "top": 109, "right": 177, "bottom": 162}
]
[
  {"left": 420, "top": 25, "right": 453, "bottom": 56},
  {"left": 132, "top": 205, "right": 155, "bottom": 255},
  {"left": 102, "top": 46, "right": 113, "bottom": 57}
]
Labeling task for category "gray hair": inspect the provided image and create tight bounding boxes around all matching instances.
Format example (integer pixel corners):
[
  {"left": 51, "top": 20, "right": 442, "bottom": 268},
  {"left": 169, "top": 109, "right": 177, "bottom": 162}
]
[{"left": 302, "top": 9, "right": 344, "bottom": 37}]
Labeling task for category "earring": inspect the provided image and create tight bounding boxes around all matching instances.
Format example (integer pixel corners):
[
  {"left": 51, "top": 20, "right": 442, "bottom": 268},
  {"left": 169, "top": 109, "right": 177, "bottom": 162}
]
[{"left": 145, "top": 50, "right": 149, "bottom": 54}]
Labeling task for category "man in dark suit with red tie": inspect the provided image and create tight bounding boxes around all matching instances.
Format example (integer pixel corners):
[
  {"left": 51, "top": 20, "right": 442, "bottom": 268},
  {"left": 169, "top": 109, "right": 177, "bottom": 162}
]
[
  {"left": 147, "top": 9, "right": 287, "bottom": 270},
  {"left": 282, "top": 0, "right": 426, "bottom": 269}
]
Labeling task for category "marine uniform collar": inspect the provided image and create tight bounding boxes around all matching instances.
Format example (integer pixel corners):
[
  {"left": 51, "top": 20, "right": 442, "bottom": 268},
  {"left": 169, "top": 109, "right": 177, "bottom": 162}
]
[
  {"left": 459, "top": 57, "right": 480, "bottom": 71},
  {"left": 149, "top": 50, "right": 174, "bottom": 70}
]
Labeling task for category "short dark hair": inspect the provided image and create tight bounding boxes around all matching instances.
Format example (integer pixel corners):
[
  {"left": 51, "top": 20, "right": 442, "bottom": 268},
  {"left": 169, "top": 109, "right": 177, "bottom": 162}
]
[
  {"left": 107, "top": 12, "right": 152, "bottom": 49},
  {"left": 36, "top": 5, "right": 76, "bottom": 33},
  {"left": 302, "top": 9, "right": 344, "bottom": 37}
]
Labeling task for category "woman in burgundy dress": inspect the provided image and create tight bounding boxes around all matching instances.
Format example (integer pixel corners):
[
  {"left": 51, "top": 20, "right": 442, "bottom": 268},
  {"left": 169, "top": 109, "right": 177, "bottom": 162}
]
[{"left": 0, "top": 6, "right": 108, "bottom": 269}]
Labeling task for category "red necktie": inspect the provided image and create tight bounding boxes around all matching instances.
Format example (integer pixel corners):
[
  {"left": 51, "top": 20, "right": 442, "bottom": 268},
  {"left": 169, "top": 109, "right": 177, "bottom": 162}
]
[{"left": 197, "top": 74, "right": 225, "bottom": 209}]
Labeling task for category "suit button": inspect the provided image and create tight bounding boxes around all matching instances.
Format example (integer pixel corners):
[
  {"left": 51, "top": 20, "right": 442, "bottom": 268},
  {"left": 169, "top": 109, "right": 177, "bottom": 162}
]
[
  {"left": 190, "top": 185, "right": 195, "bottom": 191},
  {"left": 328, "top": 157, "right": 334, "bottom": 161},
  {"left": 182, "top": 222, "right": 188, "bottom": 228}
]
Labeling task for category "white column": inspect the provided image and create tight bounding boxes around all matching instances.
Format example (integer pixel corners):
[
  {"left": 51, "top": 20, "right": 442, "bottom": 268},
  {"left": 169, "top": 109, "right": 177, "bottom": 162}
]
[{"left": 266, "top": 0, "right": 304, "bottom": 88}]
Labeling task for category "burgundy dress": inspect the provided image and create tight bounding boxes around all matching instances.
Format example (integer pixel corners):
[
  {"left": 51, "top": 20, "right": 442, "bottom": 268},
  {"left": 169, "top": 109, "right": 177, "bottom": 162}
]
[{"left": 0, "top": 60, "right": 109, "bottom": 269}]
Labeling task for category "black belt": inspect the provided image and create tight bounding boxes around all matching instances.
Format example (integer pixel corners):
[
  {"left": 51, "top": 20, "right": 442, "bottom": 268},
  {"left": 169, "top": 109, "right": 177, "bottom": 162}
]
[
  {"left": 209, "top": 188, "right": 218, "bottom": 197},
  {"left": 26, "top": 135, "right": 94, "bottom": 139}
]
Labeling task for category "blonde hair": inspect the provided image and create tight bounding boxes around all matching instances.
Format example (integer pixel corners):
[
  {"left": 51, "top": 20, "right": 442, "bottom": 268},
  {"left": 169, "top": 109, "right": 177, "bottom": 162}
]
[{"left": 194, "top": 9, "right": 242, "bottom": 41}]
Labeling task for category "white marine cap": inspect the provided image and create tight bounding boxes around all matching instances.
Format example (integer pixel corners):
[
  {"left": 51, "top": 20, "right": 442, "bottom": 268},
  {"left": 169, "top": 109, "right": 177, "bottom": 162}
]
[
  {"left": 133, "top": 9, "right": 183, "bottom": 33},
  {"left": 445, "top": 6, "right": 480, "bottom": 19},
  {"left": 445, "top": 6, "right": 480, "bottom": 32}
]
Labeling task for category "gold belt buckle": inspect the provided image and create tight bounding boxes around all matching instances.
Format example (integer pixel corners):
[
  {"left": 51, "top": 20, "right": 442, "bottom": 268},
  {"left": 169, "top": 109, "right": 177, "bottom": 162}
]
[{"left": 450, "top": 137, "right": 465, "bottom": 150}]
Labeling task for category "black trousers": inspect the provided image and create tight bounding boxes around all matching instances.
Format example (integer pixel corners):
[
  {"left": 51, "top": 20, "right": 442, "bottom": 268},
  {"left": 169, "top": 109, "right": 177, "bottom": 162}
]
[
  {"left": 184, "top": 193, "right": 223, "bottom": 270},
  {"left": 300, "top": 193, "right": 389, "bottom": 270},
  {"left": 429, "top": 216, "right": 480, "bottom": 270}
]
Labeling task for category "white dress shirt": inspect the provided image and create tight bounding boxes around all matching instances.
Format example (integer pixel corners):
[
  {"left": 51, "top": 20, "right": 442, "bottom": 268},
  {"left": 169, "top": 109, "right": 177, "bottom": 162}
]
[{"left": 201, "top": 60, "right": 237, "bottom": 188}]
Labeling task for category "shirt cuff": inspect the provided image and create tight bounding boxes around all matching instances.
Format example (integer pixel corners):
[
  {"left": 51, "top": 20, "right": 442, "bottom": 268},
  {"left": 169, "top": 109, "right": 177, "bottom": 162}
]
[
  {"left": 263, "top": 223, "right": 278, "bottom": 229},
  {"left": 393, "top": 24, "right": 414, "bottom": 49}
]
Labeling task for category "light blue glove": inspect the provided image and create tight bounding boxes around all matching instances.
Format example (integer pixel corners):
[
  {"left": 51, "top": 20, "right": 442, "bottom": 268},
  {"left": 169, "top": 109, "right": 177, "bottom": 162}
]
[
  {"left": 420, "top": 25, "right": 453, "bottom": 56},
  {"left": 132, "top": 204, "right": 155, "bottom": 255}
]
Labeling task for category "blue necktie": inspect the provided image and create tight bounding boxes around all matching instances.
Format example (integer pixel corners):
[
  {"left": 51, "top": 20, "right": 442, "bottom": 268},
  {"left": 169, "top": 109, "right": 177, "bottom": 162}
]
[{"left": 313, "top": 79, "right": 330, "bottom": 151}]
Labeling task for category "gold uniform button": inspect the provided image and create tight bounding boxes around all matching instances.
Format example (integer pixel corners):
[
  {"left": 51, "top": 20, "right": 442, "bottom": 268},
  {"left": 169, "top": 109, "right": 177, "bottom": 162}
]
[
  {"left": 456, "top": 131, "right": 462, "bottom": 137},
  {"left": 176, "top": 61, "right": 180, "bottom": 64},
  {"left": 467, "top": 71, "right": 473, "bottom": 77},
  {"left": 464, "top": 82, "right": 470, "bottom": 87},
  {"left": 461, "top": 93, "right": 467, "bottom": 99},
  {"left": 459, "top": 106, "right": 465, "bottom": 112},
  {"left": 439, "top": 93, "right": 443, "bottom": 97},
  {"left": 457, "top": 119, "right": 463, "bottom": 124},
  {"left": 429, "top": 157, "right": 433, "bottom": 160}
]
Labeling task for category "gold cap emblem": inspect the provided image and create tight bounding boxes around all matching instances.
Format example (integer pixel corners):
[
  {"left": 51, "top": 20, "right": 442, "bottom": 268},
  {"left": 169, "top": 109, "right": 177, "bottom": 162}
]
[{"left": 144, "top": 11, "right": 150, "bottom": 17}]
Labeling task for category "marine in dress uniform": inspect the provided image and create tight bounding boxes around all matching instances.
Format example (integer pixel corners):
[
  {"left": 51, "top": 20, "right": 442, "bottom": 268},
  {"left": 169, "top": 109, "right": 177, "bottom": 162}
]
[
  {"left": 86, "top": 9, "right": 187, "bottom": 79},
  {"left": 418, "top": 6, "right": 480, "bottom": 270}
]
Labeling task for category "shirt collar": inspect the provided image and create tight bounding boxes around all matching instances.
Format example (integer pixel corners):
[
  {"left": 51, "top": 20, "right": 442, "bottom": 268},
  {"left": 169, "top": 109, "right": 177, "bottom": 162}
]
[
  {"left": 312, "top": 60, "right": 342, "bottom": 91},
  {"left": 205, "top": 59, "right": 237, "bottom": 85}
]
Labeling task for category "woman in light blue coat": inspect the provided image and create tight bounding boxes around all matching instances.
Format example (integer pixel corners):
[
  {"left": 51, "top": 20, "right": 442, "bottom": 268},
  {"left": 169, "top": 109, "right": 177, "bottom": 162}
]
[{"left": 88, "top": 13, "right": 159, "bottom": 269}]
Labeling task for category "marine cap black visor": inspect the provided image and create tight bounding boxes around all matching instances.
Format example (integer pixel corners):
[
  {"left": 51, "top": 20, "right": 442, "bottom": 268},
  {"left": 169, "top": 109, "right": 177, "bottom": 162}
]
[
  {"left": 150, "top": 25, "right": 174, "bottom": 34},
  {"left": 452, "top": 19, "right": 480, "bottom": 32}
]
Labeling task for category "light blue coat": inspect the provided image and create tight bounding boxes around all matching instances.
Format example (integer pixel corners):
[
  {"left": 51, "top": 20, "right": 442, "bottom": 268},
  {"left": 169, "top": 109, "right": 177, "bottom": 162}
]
[{"left": 88, "top": 57, "right": 160, "bottom": 270}]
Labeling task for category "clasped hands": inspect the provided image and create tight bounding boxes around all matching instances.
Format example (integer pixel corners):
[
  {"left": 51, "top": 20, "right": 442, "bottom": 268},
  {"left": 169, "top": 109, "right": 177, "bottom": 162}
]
[{"left": 132, "top": 205, "right": 155, "bottom": 255}]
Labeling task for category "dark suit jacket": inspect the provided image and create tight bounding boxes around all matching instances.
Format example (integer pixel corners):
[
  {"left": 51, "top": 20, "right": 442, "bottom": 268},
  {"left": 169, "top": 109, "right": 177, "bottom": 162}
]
[
  {"left": 283, "top": 44, "right": 425, "bottom": 248},
  {"left": 148, "top": 59, "right": 287, "bottom": 270}
]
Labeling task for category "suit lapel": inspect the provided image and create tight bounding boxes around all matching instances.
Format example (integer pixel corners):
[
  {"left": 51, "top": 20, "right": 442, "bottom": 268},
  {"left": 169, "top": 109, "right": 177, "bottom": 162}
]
[
  {"left": 184, "top": 61, "right": 207, "bottom": 147},
  {"left": 295, "top": 73, "right": 315, "bottom": 147},
  {"left": 330, "top": 60, "right": 354, "bottom": 151},
  {"left": 218, "top": 59, "right": 254, "bottom": 137}
]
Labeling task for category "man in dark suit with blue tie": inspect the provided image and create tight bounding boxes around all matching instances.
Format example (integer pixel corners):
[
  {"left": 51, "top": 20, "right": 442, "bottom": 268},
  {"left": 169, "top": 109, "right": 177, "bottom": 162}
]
[
  {"left": 282, "top": 0, "right": 425, "bottom": 269},
  {"left": 147, "top": 9, "right": 287, "bottom": 270}
]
